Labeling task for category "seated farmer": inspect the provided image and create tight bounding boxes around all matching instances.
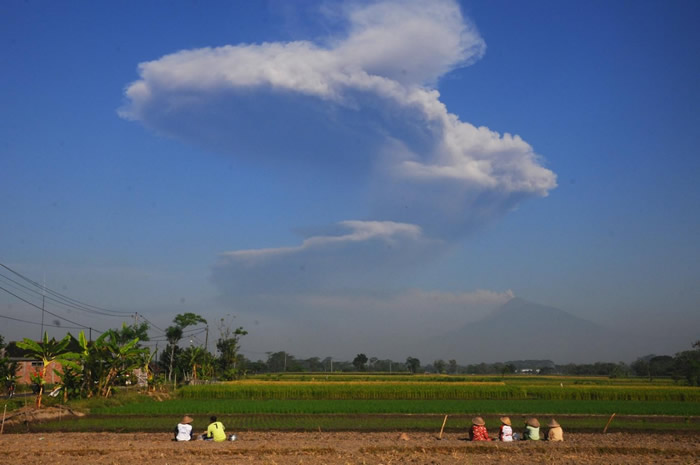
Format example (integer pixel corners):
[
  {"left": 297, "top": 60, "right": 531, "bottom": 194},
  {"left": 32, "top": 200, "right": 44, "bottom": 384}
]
[
  {"left": 469, "top": 416, "right": 491, "bottom": 441},
  {"left": 203, "top": 416, "right": 227, "bottom": 442},
  {"left": 546, "top": 419, "right": 564, "bottom": 441},
  {"left": 498, "top": 416, "right": 513, "bottom": 442},
  {"left": 522, "top": 417, "right": 540, "bottom": 440},
  {"left": 174, "top": 415, "right": 194, "bottom": 441}
]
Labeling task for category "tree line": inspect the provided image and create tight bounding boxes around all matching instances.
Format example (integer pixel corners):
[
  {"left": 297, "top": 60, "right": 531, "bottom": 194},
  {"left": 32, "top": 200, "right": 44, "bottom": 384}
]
[{"left": 232, "top": 343, "right": 700, "bottom": 386}]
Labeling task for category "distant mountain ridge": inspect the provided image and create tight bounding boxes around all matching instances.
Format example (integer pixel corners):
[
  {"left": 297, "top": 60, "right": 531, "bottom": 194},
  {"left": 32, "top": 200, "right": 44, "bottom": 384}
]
[{"left": 429, "top": 297, "right": 640, "bottom": 364}]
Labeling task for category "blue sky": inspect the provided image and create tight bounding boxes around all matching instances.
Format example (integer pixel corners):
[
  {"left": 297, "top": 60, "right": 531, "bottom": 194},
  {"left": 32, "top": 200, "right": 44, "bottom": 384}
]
[{"left": 1, "top": 0, "right": 698, "bottom": 363}]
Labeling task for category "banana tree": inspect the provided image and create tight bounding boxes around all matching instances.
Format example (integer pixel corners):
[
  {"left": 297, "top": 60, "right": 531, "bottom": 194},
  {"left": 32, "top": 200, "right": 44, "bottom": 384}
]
[
  {"left": 181, "top": 345, "right": 211, "bottom": 381},
  {"left": 16, "top": 332, "right": 80, "bottom": 408},
  {"left": 85, "top": 329, "right": 149, "bottom": 397}
]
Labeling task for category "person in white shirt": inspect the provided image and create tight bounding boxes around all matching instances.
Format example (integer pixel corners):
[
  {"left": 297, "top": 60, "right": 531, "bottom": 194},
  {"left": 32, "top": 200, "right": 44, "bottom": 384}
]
[
  {"left": 174, "top": 415, "right": 194, "bottom": 441},
  {"left": 498, "top": 416, "right": 514, "bottom": 441}
]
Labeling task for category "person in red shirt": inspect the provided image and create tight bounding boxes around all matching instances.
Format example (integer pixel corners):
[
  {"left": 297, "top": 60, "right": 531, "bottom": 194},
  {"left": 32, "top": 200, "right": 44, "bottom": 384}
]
[{"left": 469, "top": 416, "right": 492, "bottom": 441}]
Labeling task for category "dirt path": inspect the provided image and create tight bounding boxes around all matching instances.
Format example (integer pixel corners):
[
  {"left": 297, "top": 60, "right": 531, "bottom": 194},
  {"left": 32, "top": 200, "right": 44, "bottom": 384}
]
[{"left": 1, "top": 431, "right": 698, "bottom": 464}]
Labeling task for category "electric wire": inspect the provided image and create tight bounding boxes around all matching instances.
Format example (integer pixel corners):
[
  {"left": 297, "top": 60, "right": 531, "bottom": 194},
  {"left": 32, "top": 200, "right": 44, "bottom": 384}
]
[
  {"left": 0, "top": 313, "right": 87, "bottom": 330},
  {"left": 0, "top": 262, "right": 210, "bottom": 344},
  {"left": 0, "top": 262, "right": 134, "bottom": 316},
  {"left": 0, "top": 284, "right": 104, "bottom": 334},
  {"left": 147, "top": 327, "right": 207, "bottom": 343},
  {"left": 0, "top": 271, "right": 135, "bottom": 318}
]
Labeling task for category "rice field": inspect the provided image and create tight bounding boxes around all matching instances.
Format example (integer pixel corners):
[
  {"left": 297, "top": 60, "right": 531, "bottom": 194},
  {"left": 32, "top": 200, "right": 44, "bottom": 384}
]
[
  {"left": 92, "top": 399, "right": 700, "bottom": 416},
  {"left": 249, "top": 373, "right": 679, "bottom": 386},
  {"left": 177, "top": 380, "right": 700, "bottom": 402},
  {"left": 8, "top": 374, "right": 698, "bottom": 434},
  {"left": 21, "top": 413, "right": 700, "bottom": 434}
]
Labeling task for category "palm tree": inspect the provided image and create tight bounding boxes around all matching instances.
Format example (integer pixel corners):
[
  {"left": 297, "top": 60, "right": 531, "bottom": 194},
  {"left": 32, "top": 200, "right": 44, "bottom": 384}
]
[{"left": 16, "top": 332, "right": 80, "bottom": 408}]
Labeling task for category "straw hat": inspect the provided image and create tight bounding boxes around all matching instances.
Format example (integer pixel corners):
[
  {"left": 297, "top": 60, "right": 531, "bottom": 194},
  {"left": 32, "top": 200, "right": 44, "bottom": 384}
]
[
  {"left": 181, "top": 415, "right": 194, "bottom": 424},
  {"left": 547, "top": 419, "right": 560, "bottom": 428},
  {"left": 500, "top": 416, "right": 511, "bottom": 426},
  {"left": 525, "top": 417, "right": 540, "bottom": 428},
  {"left": 471, "top": 416, "right": 485, "bottom": 426}
]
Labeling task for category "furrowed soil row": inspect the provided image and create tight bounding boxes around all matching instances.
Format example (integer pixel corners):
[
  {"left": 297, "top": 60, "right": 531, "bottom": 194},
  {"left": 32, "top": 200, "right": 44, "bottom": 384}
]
[{"left": 1, "top": 432, "right": 698, "bottom": 465}]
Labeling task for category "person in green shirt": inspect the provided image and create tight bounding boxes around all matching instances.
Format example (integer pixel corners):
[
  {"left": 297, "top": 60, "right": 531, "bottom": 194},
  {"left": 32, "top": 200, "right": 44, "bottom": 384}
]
[
  {"left": 204, "top": 415, "right": 227, "bottom": 442},
  {"left": 522, "top": 417, "right": 541, "bottom": 440}
]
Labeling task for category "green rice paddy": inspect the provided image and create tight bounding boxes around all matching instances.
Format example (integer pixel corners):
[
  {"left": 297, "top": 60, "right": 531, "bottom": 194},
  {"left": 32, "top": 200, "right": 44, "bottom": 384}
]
[
  {"left": 93, "top": 399, "right": 700, "bottom": 416},
  {"left": 6, "top": 374, "right": 699, "bottom": 433}
]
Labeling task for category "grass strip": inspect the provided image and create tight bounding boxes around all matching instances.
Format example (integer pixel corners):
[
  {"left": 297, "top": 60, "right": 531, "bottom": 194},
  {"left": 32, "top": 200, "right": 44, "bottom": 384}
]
[
  {"left": 178, "top": 381, "right": 700, "bottom": 402},
  {"left": 10, "top": 413, "right": 700, "bottom": 434},
  {"left": 92, "top": 399, "right": 700, "bottom": 416}
]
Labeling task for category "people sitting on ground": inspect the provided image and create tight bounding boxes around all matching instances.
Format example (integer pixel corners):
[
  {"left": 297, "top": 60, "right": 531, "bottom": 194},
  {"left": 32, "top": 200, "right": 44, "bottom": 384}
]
[
  {"left": 498, "top": 416, "right": 514, "bottom": 442},
  {"left": 202, "top": 415, "right": 227, "bottom": 442},
  {"left": 469, "top": 416, "right": 492, "bottom": 441},
  {"left": 173, "top": 415, "right": 194, "bottom": 441},
  {"left": 522, "top": 417, "right": 540, "bottom": 440},
  {"left": 546, "top": 419, "right": 564, "bottom": 441}
]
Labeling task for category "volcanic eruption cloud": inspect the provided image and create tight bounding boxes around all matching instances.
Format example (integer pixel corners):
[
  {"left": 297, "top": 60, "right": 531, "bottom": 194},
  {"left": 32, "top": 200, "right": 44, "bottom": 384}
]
[{"left": 120, "top": 0, "right": 556, "bottom": 300}]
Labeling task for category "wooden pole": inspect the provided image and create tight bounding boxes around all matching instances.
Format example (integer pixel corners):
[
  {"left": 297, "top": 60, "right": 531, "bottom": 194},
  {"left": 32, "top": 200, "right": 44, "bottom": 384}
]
[
  {"left": 1, "top": 403, "right": 7, "bottom": 434},
  {"left": 603, "top": 413, "right": 616, "bottom": 433},
  {"left": 438, "top": 414, "right": 448, "bottom": 439}
]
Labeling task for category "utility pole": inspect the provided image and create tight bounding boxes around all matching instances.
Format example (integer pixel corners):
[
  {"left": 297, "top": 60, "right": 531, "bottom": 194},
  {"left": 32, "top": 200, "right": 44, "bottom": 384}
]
[
  {"left": 39, "top": 274, "right": 46, "bottom": 339},
  {"left": 40, "top": 294, "right": 45, "bottom": 340},
  {"left": 204, "top": 326, "right": 209, "bottom": 351}
]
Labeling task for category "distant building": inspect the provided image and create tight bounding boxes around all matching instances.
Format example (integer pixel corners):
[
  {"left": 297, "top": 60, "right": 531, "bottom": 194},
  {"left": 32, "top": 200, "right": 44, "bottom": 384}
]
[
  {"left": 4, "top": 337, "right": 81, "bottom": 385},
  {"left": 519, "top": 368, "right": 541, "bottom": 374}
]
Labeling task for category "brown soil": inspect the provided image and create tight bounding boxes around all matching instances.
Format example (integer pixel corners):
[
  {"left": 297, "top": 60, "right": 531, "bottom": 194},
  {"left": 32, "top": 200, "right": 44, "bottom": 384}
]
[
  {"left": 1, "top": 406, "right": 84, "bottom": 426},
  {"left": 1, "top": 431, "right": 698, "bottom": 464}
]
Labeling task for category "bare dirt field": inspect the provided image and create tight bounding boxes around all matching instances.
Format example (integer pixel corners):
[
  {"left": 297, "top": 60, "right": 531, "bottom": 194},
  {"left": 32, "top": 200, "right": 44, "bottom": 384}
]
[{"left": 1, "top": 431, "right": 698, "bottom": 464}]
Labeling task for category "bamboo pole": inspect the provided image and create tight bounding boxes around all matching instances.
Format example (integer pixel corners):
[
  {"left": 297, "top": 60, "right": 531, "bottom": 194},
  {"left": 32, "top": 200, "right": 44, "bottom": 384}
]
[
  {"left": 1, "top": 403, "right": 7, "bottom": 434},
  {"left": 603, "top": 413, "right": 616, "bottom": 433},
  {"left": 438, "top": 414, "right": 448, "bottom": 439}
]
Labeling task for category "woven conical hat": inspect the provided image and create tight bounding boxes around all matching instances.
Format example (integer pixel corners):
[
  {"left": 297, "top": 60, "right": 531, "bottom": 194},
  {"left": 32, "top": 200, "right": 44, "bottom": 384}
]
[{"left": 526, "top": 417, "right": 540, "bottom": 428}]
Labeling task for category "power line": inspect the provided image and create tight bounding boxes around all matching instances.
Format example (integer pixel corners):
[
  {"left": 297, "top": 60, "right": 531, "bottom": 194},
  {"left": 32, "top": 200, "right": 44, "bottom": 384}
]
[
  {"left": 0, "top": 284, "right": 103, "bottom": 334},
  {"left": 0, "top": 313, "right": 87, "bottom": 330},
  {"left": 0, "top": 262, "right": 208, "bottom": 342},
  {"left": 0, "top": 262, "right": 134, "bottom": 317},
  {"left": 137, "top": 314, "right": 165, "bottom": 333},
  {"left": 147, "top": 327, "right": 207, "bottom": 343},
  {"left": 0, "top": 271, "right": 134, "bottom": 318}
]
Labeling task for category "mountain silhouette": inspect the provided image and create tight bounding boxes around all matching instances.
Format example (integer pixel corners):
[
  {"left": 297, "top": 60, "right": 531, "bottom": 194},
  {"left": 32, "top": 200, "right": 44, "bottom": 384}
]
[{"left": 431, "top": 297, "right": 635, "bottom": 363}]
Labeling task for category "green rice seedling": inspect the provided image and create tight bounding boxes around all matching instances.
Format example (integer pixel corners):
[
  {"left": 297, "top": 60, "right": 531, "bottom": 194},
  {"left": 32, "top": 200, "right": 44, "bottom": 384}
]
[
  {"left": 15, "top": 412, "right": 700, "bottom": 434},
  {"left": 93, "top": 399, "right": 700, "bottom": 417},
  {"left": 178, "top": 381, "right": 700, "bottom": 402}
]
